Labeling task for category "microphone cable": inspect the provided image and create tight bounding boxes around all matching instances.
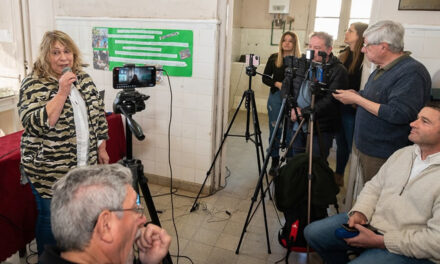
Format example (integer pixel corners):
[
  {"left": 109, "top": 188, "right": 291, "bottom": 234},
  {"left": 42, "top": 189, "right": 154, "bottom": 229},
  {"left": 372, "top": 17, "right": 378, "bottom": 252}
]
[{"left": 159, "top": 68, "right": 193, "bottom": 264}]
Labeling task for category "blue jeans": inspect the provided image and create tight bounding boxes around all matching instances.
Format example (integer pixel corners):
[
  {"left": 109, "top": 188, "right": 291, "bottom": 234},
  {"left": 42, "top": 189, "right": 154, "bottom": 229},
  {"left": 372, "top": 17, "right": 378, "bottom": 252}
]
[
  {"left": 335, "top": 105, "right": 356, "bottom": 174},
  {"left": 267, "top": 90, "right": 283, "bottom": 158},
  {"left": 291, "top": 128, "right": 334, "bottom": 161},
  {"left": 304, "top": 213, "right": 435, "bottom": 264},
  {"left": 30, "top": 183, "right": 56, "bottom": 257}
]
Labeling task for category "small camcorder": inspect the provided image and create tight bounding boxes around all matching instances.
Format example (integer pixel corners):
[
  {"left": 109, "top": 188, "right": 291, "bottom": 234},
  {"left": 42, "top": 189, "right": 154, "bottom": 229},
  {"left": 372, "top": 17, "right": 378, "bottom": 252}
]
[{"left": 113, "top": 65, "right": 156, "bottom": 89}]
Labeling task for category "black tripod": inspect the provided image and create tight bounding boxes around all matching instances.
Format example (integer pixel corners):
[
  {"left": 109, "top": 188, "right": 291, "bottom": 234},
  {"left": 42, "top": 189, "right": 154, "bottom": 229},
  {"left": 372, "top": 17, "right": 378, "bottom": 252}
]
[
  {"left": 115, "top": 96, "right": 173, "bottom": 264},
  {"left": 190, "top": 54, "right": 273, "bottom": 253},
  {"left": 275, "top": 52, "right": 339, "bottom": 263}
]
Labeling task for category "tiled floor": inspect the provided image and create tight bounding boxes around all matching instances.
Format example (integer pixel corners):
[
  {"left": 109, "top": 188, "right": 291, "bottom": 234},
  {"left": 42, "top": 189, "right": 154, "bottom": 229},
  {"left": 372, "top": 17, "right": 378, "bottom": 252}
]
[{"left": 3, "top": 110, "right": 348, "bottom": 264}]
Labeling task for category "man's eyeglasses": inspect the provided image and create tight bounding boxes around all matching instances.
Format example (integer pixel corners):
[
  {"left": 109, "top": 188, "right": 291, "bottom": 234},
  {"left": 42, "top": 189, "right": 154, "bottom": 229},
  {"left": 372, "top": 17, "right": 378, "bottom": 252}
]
[
  {"left": 363, "top": 42, "right": 385, "bottom": 48},
  {"left": 92, "top": 204, "right": 145, "bottom": 229},
  {"left": 363, "top": 43, "right": 375, "bottom": 48},
  {"left": 109, "top": 204, "right": 145, "bottom": 216}
]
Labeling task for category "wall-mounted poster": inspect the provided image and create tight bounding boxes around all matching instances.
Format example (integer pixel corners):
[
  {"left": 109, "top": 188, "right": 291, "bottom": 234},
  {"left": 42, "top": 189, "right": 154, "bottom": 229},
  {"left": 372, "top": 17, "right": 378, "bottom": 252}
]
[
  {"left": 398, "top": 0, "right": 440, "bottom": 10},
  {"left": 92, "top": 27, "right": 193, "bottom": 77}
]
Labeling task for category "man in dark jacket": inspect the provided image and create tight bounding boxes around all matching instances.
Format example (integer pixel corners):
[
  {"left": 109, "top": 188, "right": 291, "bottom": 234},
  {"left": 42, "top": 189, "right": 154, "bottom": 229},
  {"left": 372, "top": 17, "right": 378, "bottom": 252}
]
[{"left": 290, "top": 31, "right": 349, "bottom": 161}]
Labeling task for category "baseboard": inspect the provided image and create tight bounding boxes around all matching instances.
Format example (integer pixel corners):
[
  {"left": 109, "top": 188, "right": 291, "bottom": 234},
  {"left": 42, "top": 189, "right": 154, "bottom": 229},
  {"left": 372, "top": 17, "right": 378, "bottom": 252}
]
[{"left": 145, "top": 173, "right": 212, "bottom": 195}]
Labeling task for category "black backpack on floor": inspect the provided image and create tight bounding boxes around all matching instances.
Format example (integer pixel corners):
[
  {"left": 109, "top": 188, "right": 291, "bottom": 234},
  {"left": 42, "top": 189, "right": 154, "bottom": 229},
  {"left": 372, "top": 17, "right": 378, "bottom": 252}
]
[
  {"left": 278, "top": 201, "right": 328, "bottom": 252},
  {"left": 274, "top": 153, "right": 339, "bottom": 263}
]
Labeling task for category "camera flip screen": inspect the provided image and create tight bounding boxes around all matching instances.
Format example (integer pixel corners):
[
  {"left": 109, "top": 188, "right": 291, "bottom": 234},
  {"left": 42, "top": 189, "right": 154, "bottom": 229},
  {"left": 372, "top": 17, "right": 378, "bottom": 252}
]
[{"left": 113, "top": 65, "right": 156, "bottom": 89}]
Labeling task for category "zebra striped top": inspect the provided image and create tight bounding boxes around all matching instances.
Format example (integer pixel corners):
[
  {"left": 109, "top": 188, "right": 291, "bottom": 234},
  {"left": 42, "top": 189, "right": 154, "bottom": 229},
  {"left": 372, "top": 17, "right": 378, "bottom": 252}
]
[{"left": 18, "top": 70, "right": 108, "bottom": 198}]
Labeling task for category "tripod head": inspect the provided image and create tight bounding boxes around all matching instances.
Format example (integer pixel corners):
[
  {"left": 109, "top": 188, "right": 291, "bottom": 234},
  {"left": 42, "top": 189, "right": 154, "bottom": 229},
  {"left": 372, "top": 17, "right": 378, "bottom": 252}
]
[
  {"left": 305, "top": 50, "right": 330, "bottom": 94},
  {"left": 245, "top": 54, "right": 260, "bottom": 77},
  {"left": 113, "top": 89, "right": 149, "bottom": 141},
  {"left": 112, "top": 64, "right": 154, "bottom": 141}
]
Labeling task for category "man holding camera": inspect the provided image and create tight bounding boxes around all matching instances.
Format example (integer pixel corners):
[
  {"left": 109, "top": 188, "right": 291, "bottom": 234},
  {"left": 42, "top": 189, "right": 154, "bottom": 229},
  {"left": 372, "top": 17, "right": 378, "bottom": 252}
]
[
  {"left": 333, "top": 20, "right": 431, "bottom": 183},
  {"left": 290, "top": 31, "right": 348, "bottom": 160},
  {"left": 304, "top": 101, "right": 440, "bottom": 264}
]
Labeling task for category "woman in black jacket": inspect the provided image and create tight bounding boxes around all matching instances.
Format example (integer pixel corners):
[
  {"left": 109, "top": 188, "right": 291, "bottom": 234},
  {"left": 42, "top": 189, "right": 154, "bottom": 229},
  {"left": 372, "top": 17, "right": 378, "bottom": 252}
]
[
  {"left": 334, "top": 22, "right": 368, "bottom": 186},
  {"left": 262, "top": 31, "right": 301, "bottom": 175}
]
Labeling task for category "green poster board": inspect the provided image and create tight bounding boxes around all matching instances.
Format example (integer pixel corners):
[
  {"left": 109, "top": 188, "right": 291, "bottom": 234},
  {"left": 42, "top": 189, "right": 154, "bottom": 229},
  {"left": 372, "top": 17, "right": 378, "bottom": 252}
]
[{"left": 92, "top": 27, "right": 193, "bottom": 77}]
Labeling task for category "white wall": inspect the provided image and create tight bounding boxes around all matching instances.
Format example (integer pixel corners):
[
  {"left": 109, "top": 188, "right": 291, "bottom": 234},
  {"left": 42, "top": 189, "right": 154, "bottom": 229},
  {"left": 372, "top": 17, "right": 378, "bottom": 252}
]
[
  {"left": 54, "top": 0, "right": 218, "bottom": 20},
  {"left": 371, "top": 0, "right": 440, "bottom": 88}
]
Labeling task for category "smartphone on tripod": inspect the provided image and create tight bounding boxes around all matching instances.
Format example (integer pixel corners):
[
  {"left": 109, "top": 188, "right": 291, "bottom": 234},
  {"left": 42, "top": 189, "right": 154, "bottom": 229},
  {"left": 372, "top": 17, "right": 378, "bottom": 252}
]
[{"left": 246, "top": 54, "right": 260, "bottom": 67}]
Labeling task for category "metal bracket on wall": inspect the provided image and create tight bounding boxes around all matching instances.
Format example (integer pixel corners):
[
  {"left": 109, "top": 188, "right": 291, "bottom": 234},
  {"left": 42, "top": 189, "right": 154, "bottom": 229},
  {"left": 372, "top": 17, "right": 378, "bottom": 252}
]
[{"left": 270, "top": 20, "right": 292, "bottom": 46}]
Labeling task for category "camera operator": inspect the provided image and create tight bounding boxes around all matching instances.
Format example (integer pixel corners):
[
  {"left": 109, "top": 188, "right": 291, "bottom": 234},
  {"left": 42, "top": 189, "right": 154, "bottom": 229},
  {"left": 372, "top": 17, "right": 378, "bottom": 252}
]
[{"left": 290, "top": 32, "right": 348, "bottom": 160}]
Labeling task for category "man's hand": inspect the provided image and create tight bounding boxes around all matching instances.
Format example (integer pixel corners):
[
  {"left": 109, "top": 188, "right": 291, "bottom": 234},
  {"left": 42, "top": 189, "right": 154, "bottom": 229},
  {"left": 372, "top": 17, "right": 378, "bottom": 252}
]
[
  {"left": 291, "top": 107, "right": 302, "bottom": 122},
  {"left": 98, "top": 141, "right": 109, "bottom": 164},
  {"left": 275, "top": 81, "right": 283, "bottom": 90},
  {"left": 344, "top": 224, "right": 385, "bottom": 249},
  {"left": 137, "top": 224, "right": 171, "bottom": 264},
  {"left": 347, "top": 211, "right": 367, "bottom": 227},
  {"left": 332, "top": 89, "right": 360, "bottom": 105}
]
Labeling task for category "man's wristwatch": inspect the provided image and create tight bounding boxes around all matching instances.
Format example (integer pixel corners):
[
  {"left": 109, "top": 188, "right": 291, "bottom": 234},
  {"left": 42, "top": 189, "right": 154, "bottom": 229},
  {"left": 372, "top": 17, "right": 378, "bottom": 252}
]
[{"left": 348, "top": 211, "right": 357, "bottom": 217}]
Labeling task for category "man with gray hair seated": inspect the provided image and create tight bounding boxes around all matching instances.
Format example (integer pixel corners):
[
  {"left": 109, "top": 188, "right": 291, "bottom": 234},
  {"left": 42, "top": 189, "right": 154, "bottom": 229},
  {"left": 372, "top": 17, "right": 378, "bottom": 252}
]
[
  {"left": 40, "top": 164, "right": 171, "bottom": 264},
  {"left": 333, "top": 20, "right": 431, "bottom": 183}
]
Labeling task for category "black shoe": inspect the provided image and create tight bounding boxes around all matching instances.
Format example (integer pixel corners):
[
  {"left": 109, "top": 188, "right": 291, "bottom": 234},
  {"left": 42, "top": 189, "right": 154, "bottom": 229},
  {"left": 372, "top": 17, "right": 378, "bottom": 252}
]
[{"left": 269, "top": 157, "right": 279, "bottom": 176}]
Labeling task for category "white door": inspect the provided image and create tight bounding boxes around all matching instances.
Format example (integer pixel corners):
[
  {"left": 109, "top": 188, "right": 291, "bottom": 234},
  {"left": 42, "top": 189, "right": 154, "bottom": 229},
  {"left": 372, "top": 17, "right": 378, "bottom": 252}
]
[{"left": 0, "top": 0, "right": 30, "bottom": 133}]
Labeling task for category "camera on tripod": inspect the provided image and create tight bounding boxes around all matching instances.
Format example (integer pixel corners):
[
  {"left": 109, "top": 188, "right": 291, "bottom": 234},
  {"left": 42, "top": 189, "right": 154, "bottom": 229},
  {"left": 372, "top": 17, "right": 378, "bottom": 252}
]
[
  {"left": 113, "top": 64, "right": 156, "bottom": 140},
  {"left": 245, "top": 54, "right": 260, "bottom": 77},
  {"left": 111, "top": 64, "right": 173, "bottom": 264},
  {"left": 113, "top": 64, "right": 155, "bottom": 115},
  {"left": 305, "top": 49, "right": 328, "bottom": 88}
]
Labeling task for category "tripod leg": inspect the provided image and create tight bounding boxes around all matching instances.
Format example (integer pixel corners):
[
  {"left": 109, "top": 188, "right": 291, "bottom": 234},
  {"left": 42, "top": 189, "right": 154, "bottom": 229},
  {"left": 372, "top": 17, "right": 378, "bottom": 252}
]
[
  {"left": 281, "top": 118, "right": 306, "bottom": 163},
  {"left": 236, "top": 98, "right": 287, "bottom": 254},
  {"left": 249, "top": 92, "right": 274, "bottom": 201},
  {"left": 137, "top": 162, "right": 173, "bottom": 264},
  {"left": 190, "top": 91, "right": 248, "bottom": 212},
  {"left": 249, "top": 91, "right": 272, "bottom": 252},
  {"left": 122, "top": 159, "right": 173, "bottom": 264}
]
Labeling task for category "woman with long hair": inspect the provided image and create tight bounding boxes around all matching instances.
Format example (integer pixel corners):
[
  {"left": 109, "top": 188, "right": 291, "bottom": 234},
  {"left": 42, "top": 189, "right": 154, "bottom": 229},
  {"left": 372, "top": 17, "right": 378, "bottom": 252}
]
[
  {"left": 18, "top": 30, "right": 109, "bottom": 258},
  {"left": 262, "top": 31, "right": 301, "bottom": 175},
  {"left": 334, "top": 22, "right": 368, "bottom": 186}
]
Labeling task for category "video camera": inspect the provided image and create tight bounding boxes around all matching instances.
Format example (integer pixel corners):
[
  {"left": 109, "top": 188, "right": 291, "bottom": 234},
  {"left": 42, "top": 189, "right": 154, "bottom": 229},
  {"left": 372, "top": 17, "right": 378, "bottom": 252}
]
[
  {"left": 283, "top": 50, "right": 328, "bottom": 84},
  {"left": 282, "top": 50, "right": 331, "bottom": 98},
  {"left": 305, "top": 49, "right": 328, "bottom": 88},
  {"left": 112, "top": 64, "right": 157, "bottom": 140},
  {"left": 113, "top": 65, "right": 155, "bottom": 116}
]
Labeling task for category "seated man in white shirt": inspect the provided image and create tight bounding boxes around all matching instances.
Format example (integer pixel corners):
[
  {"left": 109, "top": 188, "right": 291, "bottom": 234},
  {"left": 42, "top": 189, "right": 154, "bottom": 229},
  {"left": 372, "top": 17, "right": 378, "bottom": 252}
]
[{"left": 304, "top": 101, "right": 440, "bottom": 264}]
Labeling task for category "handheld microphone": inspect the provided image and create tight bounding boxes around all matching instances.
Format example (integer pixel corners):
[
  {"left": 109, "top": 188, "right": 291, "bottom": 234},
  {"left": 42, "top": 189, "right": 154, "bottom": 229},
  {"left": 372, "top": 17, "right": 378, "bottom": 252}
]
[{"left": 62, "top": 67, "right": 78, "bottom": 86}]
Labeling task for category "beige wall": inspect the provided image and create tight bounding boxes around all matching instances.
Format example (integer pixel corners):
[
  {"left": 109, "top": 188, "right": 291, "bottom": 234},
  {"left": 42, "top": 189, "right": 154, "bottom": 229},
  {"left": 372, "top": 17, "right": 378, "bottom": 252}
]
[
  {"left": 370, "top": 0, "right": 440, "bottom": 25},
  {"left": 229, "top": 0, "right": 310, "bottom": 113},
  {"left": 53, "top": 0, "right": 218, "bottom": 19},
  {"left": 371, "top": 0, "right": 440, "bottom": 88},
  {"left": 239, "top": 0, "right": 309, "bottom": 31}
]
